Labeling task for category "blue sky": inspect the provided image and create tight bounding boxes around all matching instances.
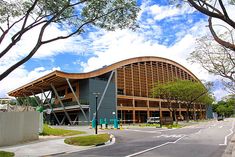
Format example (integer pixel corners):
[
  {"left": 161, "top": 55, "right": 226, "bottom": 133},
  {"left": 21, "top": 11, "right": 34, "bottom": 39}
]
[{"left": 0, "top": 0, "right": 231, "bottom": 100}]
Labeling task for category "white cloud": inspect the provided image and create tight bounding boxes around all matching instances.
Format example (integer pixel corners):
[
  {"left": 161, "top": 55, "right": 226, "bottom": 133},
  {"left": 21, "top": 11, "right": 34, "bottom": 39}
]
[
  {"left": 0, "top": 66, "right": 60, "bottom": 98},
  {"left": 0, "top": 17, "right": 86, "bottom": 74},
  {"left": 213, "top": 88, "right": 229, "bottom": 101},
  {"left": 148, "top": 3, "right": 195, "bottom": 21}
]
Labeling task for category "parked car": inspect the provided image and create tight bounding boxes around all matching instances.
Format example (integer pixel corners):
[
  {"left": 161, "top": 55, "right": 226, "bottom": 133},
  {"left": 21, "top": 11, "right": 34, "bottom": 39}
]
[
  {"left": 147, "top": 117, "right": 160, "bottom": 124},
  {"left": 217, "top": 116, "right": 224, "bottom": 121}
]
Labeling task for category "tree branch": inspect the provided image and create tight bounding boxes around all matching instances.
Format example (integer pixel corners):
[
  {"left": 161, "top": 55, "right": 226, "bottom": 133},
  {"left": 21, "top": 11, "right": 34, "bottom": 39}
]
[
  {"left": 208, "top": 17, "right": 235, "bottom": 51},
  {"left": 0, "top": 1, "right": 73, "bottom": 80},
  {"left": 0, "top": 16, "right": 26, "bottom": 45},
  {"left": 0, "top": 19, "right": 47, "bottom": 59},
  {"left": 188, "top": 0, "right": 223, "bottom": 18},
  {"left": 42, "top": 7, "right": 123, "bottom": 44},
  {"left": 218, "top": 0, "right": 229, "bottom": 19},
  {"left": 188, "top": 0, "right": 235, "bottom": 29}
]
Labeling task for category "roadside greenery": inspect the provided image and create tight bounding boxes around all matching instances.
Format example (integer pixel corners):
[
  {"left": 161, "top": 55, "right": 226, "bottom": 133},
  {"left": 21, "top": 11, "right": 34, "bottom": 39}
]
[
  {"left": 212, "top": 98, "right": 235, "bottom": 117},
  {"left": 152, "top": 79, "right": 214, "bottom": 123},
  {"left": 140, "top": 123, "right": 182, "bottom": 129},
  {"left": 0, "top": 151, "right": 14, "bottom": 157},
  {"left": 64, "top": 133, "right": 110, "bottom": 146},
  {"left": 16, "top": 96, "right": 41, "bottom": 107},
  {"left": 40, "top": 124, "right": 85, "bottom": 136}
]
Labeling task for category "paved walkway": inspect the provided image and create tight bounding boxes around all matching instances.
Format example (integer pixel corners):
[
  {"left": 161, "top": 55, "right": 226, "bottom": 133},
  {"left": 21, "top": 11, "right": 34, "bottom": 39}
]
[{"left": 0, "top": 126, "right": 95, "bottom": 157}]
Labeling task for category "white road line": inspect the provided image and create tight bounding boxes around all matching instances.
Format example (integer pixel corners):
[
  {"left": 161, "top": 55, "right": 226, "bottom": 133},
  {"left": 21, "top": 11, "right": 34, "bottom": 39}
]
[
  {"left": 195, "top": 129, "right": 202, "bottom": 135},
  {"left": 126, "top": 129, "right": 172, "bottom": 133},
  {"left": 125, "top": 135, "right": 186, "bottom": 157},
  {"left": 154, "top": 134, "right": 184, "bottom": 138},
  {"left": 219, "top": 120, "right": 235, "bottom": 146}
]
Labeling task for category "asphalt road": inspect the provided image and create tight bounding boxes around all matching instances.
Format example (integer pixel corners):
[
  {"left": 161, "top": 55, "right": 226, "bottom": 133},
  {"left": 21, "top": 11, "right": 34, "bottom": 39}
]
[{"left": 60, "top": 118, "right": 235, "bottom": 157}]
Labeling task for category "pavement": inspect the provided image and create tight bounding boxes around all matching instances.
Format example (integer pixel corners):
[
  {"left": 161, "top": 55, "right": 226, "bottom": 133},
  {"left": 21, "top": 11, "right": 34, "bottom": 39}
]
[
  {"left": 0, "top": 126, "right": 113, "bottom": 157},
  {"left": 222, "top": 133, "right": 235, "bottom": 157}
]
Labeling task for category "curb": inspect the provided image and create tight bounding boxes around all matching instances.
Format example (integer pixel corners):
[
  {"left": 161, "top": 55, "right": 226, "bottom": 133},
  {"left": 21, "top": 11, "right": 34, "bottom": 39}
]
[
  {"left": 95, "top": 134, "right": 115, "bottom": 146},
  {"left": 40, "top": 134, "right": 116, "bottom": 156}
]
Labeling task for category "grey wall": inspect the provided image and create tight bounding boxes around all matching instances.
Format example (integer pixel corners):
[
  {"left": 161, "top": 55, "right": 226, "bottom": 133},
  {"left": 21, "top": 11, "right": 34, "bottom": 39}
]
[
  {"left": 79, "top": 79, "right": 90, "bottom": 101},
  {"left": 0, "top": 111, "right": 39, "bottom": 146},
  {"left": 89, "top": 78, "right": 116, "bottom": 124},
  {"left": 79, "top": 77, "right": 116, "bottom": 124}
]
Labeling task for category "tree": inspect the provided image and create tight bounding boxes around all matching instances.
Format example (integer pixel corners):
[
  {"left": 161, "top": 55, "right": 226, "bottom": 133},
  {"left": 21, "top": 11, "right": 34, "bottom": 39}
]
[
  {"left": 152, "top": 79, "right": 214, "bottom": 123},
  {"left": 173, "top": 0, "right": 235, "bottom": 51},
  {"left": 213, "top": 100, "right": 234, "bottom": 117},
  {"left": 152, "top": 81, "right": 179, "bottom": 124},
  {"left": 16, "top": 96, "right": 41, "bottom": 107},
  {"left": 179, "top": 80, "right": 214, "bottom": 122},
  {"left": 0, "top": 0, "right": 139, "bottom": 80},
  {"left": 188, "top": 36, "right": 235, "bottom": 94}
]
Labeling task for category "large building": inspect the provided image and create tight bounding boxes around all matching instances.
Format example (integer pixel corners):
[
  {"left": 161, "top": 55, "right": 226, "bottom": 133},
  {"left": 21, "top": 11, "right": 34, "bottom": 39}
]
[{"left": 8, "top": 56, "right": 206, "bottom": 125}]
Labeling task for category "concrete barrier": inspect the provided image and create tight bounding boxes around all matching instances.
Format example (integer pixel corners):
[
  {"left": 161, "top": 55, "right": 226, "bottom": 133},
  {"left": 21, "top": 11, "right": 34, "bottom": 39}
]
[{"left": 0, "top": 111, "right": 39, "bottom": 147}]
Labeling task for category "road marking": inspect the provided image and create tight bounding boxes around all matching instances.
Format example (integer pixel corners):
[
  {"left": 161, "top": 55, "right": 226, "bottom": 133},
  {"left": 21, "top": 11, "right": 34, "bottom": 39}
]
[
  {"left": 219, "top": 126, "right": 223, "bottom": 128},
  {"left": 125, "top": 135, "right": 186, "bottom": 157},
  {"left": 154, "top": 134, "right": 184, "bottom": 138},
  {"left": 195, "top": 129, "right": 202, "bottom": 135},
  {"left": 219, "top": 120, "right": 235, "bottom": 146},
  {"left": 126, "top": 129, "right": 169, "bottom": 134}
]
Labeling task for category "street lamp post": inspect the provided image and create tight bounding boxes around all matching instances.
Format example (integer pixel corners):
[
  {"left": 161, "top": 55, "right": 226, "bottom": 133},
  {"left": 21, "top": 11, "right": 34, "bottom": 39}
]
[{"left": 93, "top": 92, "right": 100, "bottom": 134}]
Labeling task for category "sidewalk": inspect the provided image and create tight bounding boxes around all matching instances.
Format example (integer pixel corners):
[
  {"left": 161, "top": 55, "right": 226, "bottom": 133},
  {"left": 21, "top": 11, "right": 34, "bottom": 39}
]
[
  {"left": 0, "top": 126, "right": 102, "bottom": 157},
  {"left": 222, "top": 133, "right": 235, "bottom": 157}
]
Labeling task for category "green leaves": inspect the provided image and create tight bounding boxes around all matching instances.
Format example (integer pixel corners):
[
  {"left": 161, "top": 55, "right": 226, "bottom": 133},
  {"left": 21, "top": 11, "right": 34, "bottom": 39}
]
[
  {"left": 152, "top": 79, "right": 214, "bottom": 105},
  {"left": 0, "top": 0, "right": 26, "bottom": 23},
  {"left": 213, "top": 99, "right": 235, "bottom": 117},
  {"left": 81, "top": 0, "right": 139, "bottom": 30}
]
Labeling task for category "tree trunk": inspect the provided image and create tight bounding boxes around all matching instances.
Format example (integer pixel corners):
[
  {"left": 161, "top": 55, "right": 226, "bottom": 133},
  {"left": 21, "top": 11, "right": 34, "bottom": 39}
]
[
  {"left": 193, "top": 106, "right": 196, "bottom": 121},
  {"left": 186, "top": 106, "right": 189, "bottom": 123},
  {"left": 174, "top": 109, "right": 178, "bottom": 124}
]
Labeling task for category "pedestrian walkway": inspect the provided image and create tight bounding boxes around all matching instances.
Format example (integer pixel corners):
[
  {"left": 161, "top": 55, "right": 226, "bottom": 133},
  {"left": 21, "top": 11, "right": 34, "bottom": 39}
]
[{"left": 0, "top": 126, "right": 95, "bottom": 157}]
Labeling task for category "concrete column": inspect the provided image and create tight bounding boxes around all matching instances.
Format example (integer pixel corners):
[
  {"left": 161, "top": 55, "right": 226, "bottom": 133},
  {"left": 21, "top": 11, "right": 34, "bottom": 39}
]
[
  {"left": 133, "top": 110, "right": 135, "bottom": 124},
  {"left": 200, "top": 104, "right": 203, "bottom": 120},
  {"left": 147, "top": 100, "right": 150, "bottom": 119}
]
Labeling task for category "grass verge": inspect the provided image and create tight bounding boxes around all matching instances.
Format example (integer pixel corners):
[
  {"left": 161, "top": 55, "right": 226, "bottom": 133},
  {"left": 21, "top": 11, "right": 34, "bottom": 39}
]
[
  {"left": 139, "top": 123, "right": 182, "bottom": 129},
  {"left": 40, "top": 124, "right": 86, "bottom": 136},
  {"left": 64, "top": 133, "right": 110, "bottom": 146},
  {"left": 165, "top": 123, "right": 182, "bottom": 129},
  {"left": 0, "top": 151, "right": 14, "bottom": 157}
]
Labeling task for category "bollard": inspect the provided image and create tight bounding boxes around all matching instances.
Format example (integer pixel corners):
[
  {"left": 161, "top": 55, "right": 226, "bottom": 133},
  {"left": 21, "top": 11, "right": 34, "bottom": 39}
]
[
  {"left": 114, "top": 118, "right": 119, "bottom": 129},
  {"left": 92, "top": 119, "right": 96, "bottom": 128}
]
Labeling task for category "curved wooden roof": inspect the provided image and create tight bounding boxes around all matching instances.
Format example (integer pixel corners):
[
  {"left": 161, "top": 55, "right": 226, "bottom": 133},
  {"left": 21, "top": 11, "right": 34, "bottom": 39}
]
[{"left": 8, "top": 56, "right": 200, "bottom": 97}]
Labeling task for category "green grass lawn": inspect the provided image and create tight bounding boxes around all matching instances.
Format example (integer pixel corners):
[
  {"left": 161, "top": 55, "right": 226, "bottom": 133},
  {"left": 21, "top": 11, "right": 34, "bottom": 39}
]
[
  {"left": 0, "top": 151, "right": 14, "bottom": 157},
  {"left": 64, "top": 133, "right": 110, "bottom": 146},
  {"left": 40, "top": 124, "right": 86, "bottom": 136}
]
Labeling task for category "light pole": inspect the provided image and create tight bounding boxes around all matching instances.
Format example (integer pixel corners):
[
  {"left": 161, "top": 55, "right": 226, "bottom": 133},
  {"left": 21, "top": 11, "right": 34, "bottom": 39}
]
[{"left": 93, "top": 92, "right": 100, "bottom": 134}]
